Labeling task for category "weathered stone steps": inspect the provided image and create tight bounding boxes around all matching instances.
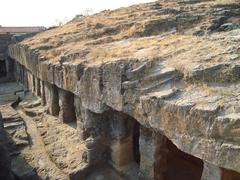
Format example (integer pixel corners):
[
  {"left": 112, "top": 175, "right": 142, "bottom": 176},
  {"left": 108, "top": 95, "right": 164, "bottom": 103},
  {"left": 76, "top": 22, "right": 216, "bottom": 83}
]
[
  {"left": 142, "top": 67, "right": 177, "bottom": 84},
  {"left": 140, "top": 76, "right": 176, "bottom": 94}
]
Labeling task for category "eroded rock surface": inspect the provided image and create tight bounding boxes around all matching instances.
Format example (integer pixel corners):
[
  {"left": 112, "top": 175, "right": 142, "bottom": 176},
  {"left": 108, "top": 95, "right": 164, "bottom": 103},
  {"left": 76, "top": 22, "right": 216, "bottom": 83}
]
[{"left": 3, "top": 0, "right": 240, "bottom": 179}]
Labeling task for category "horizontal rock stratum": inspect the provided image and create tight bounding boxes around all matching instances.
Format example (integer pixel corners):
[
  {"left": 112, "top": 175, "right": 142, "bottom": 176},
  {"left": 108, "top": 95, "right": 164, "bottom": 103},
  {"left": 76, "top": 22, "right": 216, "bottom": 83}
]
[{"left": 4, "top": 0, "right": 240, "bottom": 179}]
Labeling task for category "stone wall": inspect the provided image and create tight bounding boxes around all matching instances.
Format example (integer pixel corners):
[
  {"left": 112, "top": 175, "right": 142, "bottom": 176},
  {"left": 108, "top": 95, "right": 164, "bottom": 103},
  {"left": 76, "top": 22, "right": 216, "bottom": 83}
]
[
  {"left": 9, "top": 54, "right": 240, "bottom": 179},
  {"left": 3, "top": 1, "right": 240, "bottom": 178}
]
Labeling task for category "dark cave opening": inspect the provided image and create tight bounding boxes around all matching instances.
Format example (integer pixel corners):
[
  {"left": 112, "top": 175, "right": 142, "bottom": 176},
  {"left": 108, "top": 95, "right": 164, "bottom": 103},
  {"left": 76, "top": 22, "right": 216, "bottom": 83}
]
[
  {"left": 221, "top": 168, "right": 240, "bottom": 180},
  {"left": 0, "top": 60, "right": 7, "bottom": 78},
  {"left": 58, "top": 89, "right": 77, "bottom": 125},
  {"left": 154, "top": 135, "right": 204, "bottom": 180},
  {"left": 47, "top": 83, "right": 60, "bottom": 117},
  {"left": 133, "top": 120, "right": 140, "bottom": 166}
]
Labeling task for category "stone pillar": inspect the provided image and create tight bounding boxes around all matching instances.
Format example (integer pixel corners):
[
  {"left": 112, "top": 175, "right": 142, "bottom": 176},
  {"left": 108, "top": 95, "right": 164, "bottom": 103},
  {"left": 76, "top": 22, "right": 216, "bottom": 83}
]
[
  {"left": 30, "top": 72, "right": 34, "bottom": 92},
  {"left": 19, "top": 65, "right": 23, "bottom": 84},
  {"left": 21, "top": 65, "right": 25, "bottom": 85},
  {"left": 5, "top": 59, "right": 9, "bottom": 78},
  {"left": 18, "top": 63, "right": 21, "bottom": 83},
  {"left": 139, "top": 127, "right": 155, "bottom": 179},
  {"left": 82, "top": 108, "right": 108, "bottom": 166},
  {"left": 17, "top": 63, "right": 21, "bottom": 83},
  {"left": 74, "top": 96, "right": 84, "bottom": 135},
  {"left": 109, "top": 112, "right": 136, "bottom": 173},
  {"left": 5, "top": 57, "right": 14, "bottom": 80},
  {"left": 27, "top": 71, "right": 33, "bottom": 91},
  {"left": 45, "top": 82, "right": 60, "bottom": 116},
  {"left": 23, "top": 67, "right": 29, "bottom": 89},
  {"left": 139, "top": 129, "right": 169, "bottom": 180},
  {"left": 21, "top": 66, "right": 24, "bottom": 86},
  {"left": 40, "top": 81, "right": 46, "bottom": 105},
  {"left": 36, "top": 78, "right": 41, "bottom": 97},
  {"left": 201, "top": 162, "right": 221, "bottom": 180},
  {"left": 58, "top": 88, "right": 76, "bottom": 123},
  {"left": 13, "top": 61, "right": 19, "bottom": 82},
  {"left": 19, "top": 64, "right": 23, "bottom": 84},
  {"left": 18, "top": 63, "right": 22, "bottom": 83},
  {"left": 44, "top": 82, "right": 50, "bottom": 104},
  {"left": 32, "top": 75, "right": 36, "bottom": 93}
]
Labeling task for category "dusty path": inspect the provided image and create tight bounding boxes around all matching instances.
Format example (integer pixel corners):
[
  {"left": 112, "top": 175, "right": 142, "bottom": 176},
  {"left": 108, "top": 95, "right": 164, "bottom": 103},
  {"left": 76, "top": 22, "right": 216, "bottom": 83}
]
[
  {"left": 0, "top": 83, "right": 122, "bottom": 179},
  {"left": 16, "top": 107, "right": 68, "bottom": 180},
  {"left": 0, "top": 82, "right": 68, "bottom": 179},
  {"left": 17, "top": 93, "right": 88, "bottom": 179}
]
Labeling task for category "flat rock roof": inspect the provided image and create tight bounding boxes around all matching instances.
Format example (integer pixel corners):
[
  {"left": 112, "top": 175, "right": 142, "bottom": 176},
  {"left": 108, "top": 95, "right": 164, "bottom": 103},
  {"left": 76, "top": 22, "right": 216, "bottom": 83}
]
[{"left": 0, "top": 26, "right": 45, "bottom": 34}]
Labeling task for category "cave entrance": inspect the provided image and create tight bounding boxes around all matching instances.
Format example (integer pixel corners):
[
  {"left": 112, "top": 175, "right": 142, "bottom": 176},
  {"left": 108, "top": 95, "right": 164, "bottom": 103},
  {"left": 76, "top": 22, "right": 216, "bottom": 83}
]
[
  {"left": 133, "top": 121, "right": 140, "bottom": 166},
  {"left": 58, "top": 89, "right": 77, "bottom": 126},
  {"left": 45, "top": 83, "right": 60, "bottom": 116},
  {"left": 106, "top": 108, "right": 140, "bottom": 178},
  {"left": 221, "top": 168, "right": 240, "bottom": 180},
  {"left": 36, "top": 78, "right": 41, "bottom": 97},
  {"left": 201, "top": 161, "right": 240, "bottom": 180},
  {"left": 0, "top": 60, "right": 7, "bottom": 78},
  {"left": 154, "top": 134, "right": 203, "bottom": 180},
  {"left": 32, "top": 75, "right": 36, "bottom": 93},
  {"left": 51, "top": 84, "right": 60, "bottom": 116}
]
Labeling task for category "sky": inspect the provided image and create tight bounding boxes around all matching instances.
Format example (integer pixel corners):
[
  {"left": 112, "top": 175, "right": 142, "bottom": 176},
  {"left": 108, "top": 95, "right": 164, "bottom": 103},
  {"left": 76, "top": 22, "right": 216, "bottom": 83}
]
[{"left": 0, "top": 0, "right": 155, "bottom": 27}]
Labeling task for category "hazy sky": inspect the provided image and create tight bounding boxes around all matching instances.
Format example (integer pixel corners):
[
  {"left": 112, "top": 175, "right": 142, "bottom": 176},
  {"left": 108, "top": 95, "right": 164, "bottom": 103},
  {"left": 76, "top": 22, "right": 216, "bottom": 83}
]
[{"left": 1, "top": 0, "right": 155, "bottom": 27}]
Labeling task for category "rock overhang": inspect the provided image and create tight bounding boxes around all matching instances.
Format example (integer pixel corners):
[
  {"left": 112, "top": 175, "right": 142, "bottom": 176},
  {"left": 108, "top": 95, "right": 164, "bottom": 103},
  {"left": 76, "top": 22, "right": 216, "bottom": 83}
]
[{"left": 7, "top": 0, "right": 240, "bottom": 174}]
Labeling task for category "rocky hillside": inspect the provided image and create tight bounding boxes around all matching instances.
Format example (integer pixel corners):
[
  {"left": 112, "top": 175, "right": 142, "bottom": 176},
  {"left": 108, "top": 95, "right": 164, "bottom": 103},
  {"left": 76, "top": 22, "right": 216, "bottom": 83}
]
[
  {"left": 7, "top": 0, "right": 240, "bottom": 179},
  {"left": 19, "top": 0, "right": 240, "bottom": 64}
]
